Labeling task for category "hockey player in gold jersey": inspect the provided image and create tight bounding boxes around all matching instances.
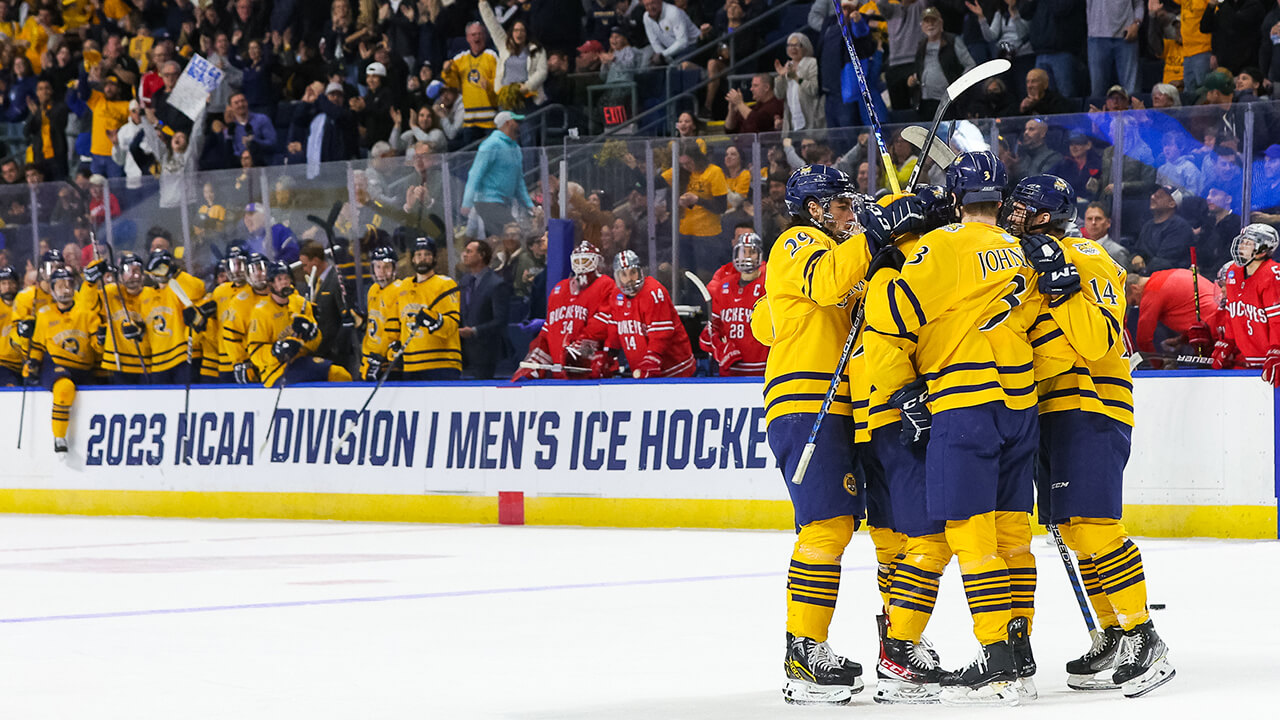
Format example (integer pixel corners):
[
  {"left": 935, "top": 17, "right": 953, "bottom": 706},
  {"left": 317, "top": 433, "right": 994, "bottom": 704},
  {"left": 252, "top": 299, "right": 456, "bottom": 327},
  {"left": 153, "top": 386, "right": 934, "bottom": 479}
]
[
  {"left": 198, "top": 246, "right": 249, "bottom": 383},
  {"left": 143, "top": 248, "right": 211, "bottom": 385},
  {"left": 0, "top": 266, "right": 23, "bottom": 385},
  {"left": 362, "top": 245, "right": 403, "bottom": 381},
  {"left": 96, "top": 252, "right": 153, "bottom": 383},
  {"left": 387, "top": 237, "right": 461, "bottom": 381},
  {"left": 22, "top": 268, "right": 101, "bottom": 453},
  {"left": 752, "top": 164, "right": 931, "bottom": 705},
  {"left": 1001, "top": 175, "right": 1174, "bottom": 698},
  {"left": 222, "top": 253, "right": 271, "bottom": 383},
  {"left": 246, "top": 262, "right": 352, "bottom": 387},
  {"left": 10, "top": 249, "right": 99, "bottom": 360}
]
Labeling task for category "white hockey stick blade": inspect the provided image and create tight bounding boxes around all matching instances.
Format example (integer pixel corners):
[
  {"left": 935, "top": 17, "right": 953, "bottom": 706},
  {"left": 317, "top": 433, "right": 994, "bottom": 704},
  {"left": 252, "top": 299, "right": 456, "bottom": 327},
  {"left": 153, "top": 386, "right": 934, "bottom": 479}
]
[
  {"left": 684, "top": 270, "right": 712, "bottom": 303},
  {"left": 901, "top": 125, "right": 957, "bottom": 170},
  {"left": 946, "top": 59, "right": 1011, "bottom": 101}
]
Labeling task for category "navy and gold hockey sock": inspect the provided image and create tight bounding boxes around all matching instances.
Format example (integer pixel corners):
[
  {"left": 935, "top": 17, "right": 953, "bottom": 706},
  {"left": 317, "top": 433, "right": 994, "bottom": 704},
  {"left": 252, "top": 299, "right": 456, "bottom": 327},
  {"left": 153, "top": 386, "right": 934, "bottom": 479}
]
[
  {"left": 786, "top": 516, "right": 855, "bottom": 643},
  {"left": 887, "top": 532, "right": 951, "bottom": 642},
  {"left": 1093, "top": 539, "right": 1149, "bottom": 631},
  {"left": 1076, "top": 554, "right": 1119, "bottom": 629}
]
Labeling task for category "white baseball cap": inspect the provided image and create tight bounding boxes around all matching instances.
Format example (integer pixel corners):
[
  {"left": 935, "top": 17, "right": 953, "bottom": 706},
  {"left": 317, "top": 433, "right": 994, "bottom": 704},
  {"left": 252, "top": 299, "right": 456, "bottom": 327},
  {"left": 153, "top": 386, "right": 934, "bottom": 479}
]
[
  {"left": 366, "top": 62, "right": 387, "bottom": 77},
  {"left": 494, "top": 111, "right": 524, "bottom": 128}
]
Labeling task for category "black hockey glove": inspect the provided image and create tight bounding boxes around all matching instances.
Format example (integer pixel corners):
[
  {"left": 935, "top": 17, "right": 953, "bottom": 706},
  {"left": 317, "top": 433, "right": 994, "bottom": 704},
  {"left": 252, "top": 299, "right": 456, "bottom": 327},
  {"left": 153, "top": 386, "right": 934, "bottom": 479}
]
[
  {"left": 291, "top": 315, "right": 319, "bottom": 341},
  {"left": 83, "top": 259, "right": 109, "bottom": 285},
  {"left": 1020, "top": 234, "right": 1081, "bottom": 302},
  {"left": 365, "top": 354, "right": 386, "bottom": 381},
  {"left": 387, "top": 340, "right": 403, "bottom": 358},
  {"left": 860, "top": 195, "right": 928, "bottom": 250},
  {"left": 95, "top": 326, "right": 106, "bottom": 345},
  {"left": 413, "top": 309, "right": 443, "bottom": 333},
  {"left": 121, "top": 322, "right": 143, "bottom": 341},
  {"left": 16, "top": 319, "right": 34, "bottom": 339},
  {"left": 866, "top": 246, "right": 906, "bottom": 278},
  {"left": 272, "top": 338, "right": 303, "bottom": 362},
  {"left": 888, "top": 378, "right": 931, "bottom": 448}
]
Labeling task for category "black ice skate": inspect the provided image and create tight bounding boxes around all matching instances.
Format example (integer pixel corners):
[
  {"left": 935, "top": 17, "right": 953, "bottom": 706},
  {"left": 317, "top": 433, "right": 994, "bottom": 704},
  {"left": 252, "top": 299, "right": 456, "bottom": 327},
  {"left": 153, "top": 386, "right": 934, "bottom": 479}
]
[
  {"left": 1007, "top": 616, "right": 1037, "bottom": 701},
  {"left": 53, "top": 438, "right": 68, "bottom": 454},
  {"left": 938, "top": 640, "right": 1020, "bottom": 706},
  {"left": 782, "top": 633, "right": 864, "bottom": 705},
  {"left": 875, "top": 637, "right": 944, "bottom": 704},
  {"left": 1066, "top": 625, "right": 1124, "bottom": 691},
  {"left": 1111, "top": 621, "right": 1175, "bottom": 698}
]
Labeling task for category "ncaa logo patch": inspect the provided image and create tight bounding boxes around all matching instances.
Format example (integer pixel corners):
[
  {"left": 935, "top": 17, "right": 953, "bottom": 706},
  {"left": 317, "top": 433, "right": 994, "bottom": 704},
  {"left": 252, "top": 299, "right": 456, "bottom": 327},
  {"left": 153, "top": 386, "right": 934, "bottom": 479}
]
[{"left": 842, "top": 473, "right": 859, "bottom": 497}]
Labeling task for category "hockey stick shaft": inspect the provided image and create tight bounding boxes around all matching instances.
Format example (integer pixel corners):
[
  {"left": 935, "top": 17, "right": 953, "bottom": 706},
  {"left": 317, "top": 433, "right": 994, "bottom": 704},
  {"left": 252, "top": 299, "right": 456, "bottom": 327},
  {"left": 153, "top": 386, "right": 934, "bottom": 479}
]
[
  {"left": 102, "top": 244, "right": 150, "bottom": 380},
  {"left": 1189, "top": 247, "right": 1202, "bottom": 325},
  {"left": 791, "top": 300, "right": 863, "bottom": 485},
  {"left": 1049, "top": 523, "right": 1098, "bottom": 637},
  {"left": 829, "top": 0, "right": 899, "bottom": 193}
]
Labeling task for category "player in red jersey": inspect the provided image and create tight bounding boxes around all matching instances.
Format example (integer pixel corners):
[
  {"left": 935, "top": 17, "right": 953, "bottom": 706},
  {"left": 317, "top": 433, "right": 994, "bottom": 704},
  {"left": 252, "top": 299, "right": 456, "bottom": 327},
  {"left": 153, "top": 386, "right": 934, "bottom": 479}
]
[
  {"left": 511, "top": 241, "right": 616, "bottom": 381},
  {"left": 699, "top": 232, "right": 769, "bottom": 376},
  {"left": 595, "top": 250, "right": 695, "bottom": 379},
  {"left": 1190, "top": 224, "right": 1280, "bottom": 381}
]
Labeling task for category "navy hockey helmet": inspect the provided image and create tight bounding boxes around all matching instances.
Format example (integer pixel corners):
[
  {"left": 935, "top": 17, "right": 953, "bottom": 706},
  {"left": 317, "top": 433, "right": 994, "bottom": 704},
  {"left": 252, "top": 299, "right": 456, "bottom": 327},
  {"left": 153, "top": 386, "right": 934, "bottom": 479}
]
[
  {"left": 266, "top": 260, "right": 295, "bottom": 297},
  {"left": 39, "top": 248, "right": 65, "bottom": 279},
  {"left": 785, "top": 164, "right": 862, "bottom": 240},
  {"left": 48, "top": 266, "right": 77, "bottom": 305},
  {"left": 946, "top": 151, "right": 1007, "bottom": 206},
  {"left": 1000, "top": 174, "right": 1077, "bottom": 236},
  {"left": 0, "top": 265, "right": 16, "bottom": 303}
]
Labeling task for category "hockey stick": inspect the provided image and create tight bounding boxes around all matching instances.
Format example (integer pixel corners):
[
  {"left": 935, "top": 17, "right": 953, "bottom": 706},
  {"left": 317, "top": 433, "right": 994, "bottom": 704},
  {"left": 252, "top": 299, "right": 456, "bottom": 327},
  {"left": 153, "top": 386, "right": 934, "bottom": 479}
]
[
  {"left": 15, "top": 343, "right": 30, "bottom": 449},
  {"left": 792, "top": 297, "right": 864, "bottom": 485},
  {"left": 1048, "top": 524, "right": 1098, "bottom": 640},
  {"left": 166, "top": 278, "right": 198, "bottom": 465},
  {"left": 518, "top": 360, "right": 591, "bottom": 374},
  {"left": 900, "top": 124, "right": 958, "bottom": 171},
  {"left": 258, "top": 374, "right": 289, "bottom": 455},
  {"left": 1188, "top": 246, "right": 1206, "bottom": 358},
  {"left": 99, "top": 242, "right": 150, "bottom": 382},
  {"left": 905, "top": 59, "right": 1011, "bottom": 191},
  {"left": 829, "top": 0, "right": 900, "bottom": 193}
]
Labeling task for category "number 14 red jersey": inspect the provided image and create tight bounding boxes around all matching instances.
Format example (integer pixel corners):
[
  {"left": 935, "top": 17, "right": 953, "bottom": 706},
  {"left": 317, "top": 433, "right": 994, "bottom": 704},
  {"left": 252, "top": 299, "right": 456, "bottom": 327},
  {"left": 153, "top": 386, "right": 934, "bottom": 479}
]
[{"left": 604, "top": 276, "right": 695, "bottom": 377}]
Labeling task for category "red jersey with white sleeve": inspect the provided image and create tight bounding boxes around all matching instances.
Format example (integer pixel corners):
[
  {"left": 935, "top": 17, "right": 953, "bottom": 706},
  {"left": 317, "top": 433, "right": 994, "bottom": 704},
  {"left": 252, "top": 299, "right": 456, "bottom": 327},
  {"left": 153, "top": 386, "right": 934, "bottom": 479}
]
[
  {"left": 605, "top": 276, "right": 695, "bottom": 378},
  {"left": 523, "top": 274, "right": 616, "bottom": 378},
  {"left": 1220, "top": 259, "right": 1280, "bottom": 367},
  {"left": 699, "top": 261, "right": 769, "bottom": 376}
]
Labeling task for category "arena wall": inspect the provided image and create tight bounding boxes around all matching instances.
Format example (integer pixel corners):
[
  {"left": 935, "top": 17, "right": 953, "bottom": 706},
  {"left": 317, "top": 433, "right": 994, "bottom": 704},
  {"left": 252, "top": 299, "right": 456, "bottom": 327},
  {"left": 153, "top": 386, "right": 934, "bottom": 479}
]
[{"left": 0, "top": 373, "right": 1274, "bottom": 539}]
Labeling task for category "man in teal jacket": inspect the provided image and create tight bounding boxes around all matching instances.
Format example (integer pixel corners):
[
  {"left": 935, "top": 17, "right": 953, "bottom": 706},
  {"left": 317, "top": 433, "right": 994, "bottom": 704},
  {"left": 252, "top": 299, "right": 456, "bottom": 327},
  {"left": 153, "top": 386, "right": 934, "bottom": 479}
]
[{"left": 461, "top": 111, "right": 535, "bottom": 240}]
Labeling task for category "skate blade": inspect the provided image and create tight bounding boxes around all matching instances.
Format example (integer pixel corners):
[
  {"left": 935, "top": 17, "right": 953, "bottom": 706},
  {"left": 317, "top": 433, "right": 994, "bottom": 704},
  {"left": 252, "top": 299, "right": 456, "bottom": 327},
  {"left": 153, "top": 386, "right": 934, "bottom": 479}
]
[
  {"left": 1122, "top": 660, "right": 1175, "bottom": 699},
  {"left": 873, "top": 680, "right": 941, "bottom": 705},
  {"left": 783, "top": 678, "right": 863, "bottom": 706},
  {"left": 1016, "top": 677, "right": 1038, "bottom": 701},
  {"left": 940, "top": 681, "right": 1020, "bottom": 707},
  {"left": 1066, "top": 672, "right": 1120, "bottom": 691}
]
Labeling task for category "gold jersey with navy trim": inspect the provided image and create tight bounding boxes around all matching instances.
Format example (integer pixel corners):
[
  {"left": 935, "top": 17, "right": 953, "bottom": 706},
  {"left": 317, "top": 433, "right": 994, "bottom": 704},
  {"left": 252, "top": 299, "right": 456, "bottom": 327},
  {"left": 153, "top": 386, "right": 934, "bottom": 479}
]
[
  {"left": 199, "top": 281, "right": 240, "bottom": 378},
  {"left": 219, "top": 287, "right": 269, "bottom": 375},
  {"left": 0, "top": 297, "right": 24, "bottom": 374},
  {"left": 858, "top": 236, "right": 925, "bottom": 441},
  {"left": 246, "top": 294, "right": 322, "bottom": 388},
  {"left": 867, "top": 221, "right": 1073, "bottom": 413},
  {"left": 99, "top": 283, "right": 154, "bottom": 375},
  {"left": 1035, "top": 236, "right": 1134, "bottom": 426},
  {"left": 144, "top": 271, "right": 207, "bottom": 372},
  {"left": 30, "top": 300, "right": 102, "bottom": 372},
  {"left": 389, "top": 274, "right": 462, "bottom": 374},
  {"left": 362, "top": 280, "right": 402, "bottom": 376},
  {"left": 754, "top": 223, "right": 873, "bottom": 424}
]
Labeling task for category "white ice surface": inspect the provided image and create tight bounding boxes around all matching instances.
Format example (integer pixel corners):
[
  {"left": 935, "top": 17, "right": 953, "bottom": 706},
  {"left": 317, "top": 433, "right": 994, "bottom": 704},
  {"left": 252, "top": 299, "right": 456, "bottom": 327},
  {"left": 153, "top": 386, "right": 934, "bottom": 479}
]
[{"left": 0, "top": 516, "right": 1272, "bottom": 718}]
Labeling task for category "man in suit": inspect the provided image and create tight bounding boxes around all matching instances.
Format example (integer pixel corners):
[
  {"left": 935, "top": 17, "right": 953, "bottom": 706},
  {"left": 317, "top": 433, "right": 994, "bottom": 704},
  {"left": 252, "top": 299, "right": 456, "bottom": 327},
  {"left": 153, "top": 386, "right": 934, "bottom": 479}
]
[
  {"left": 458, "top": 239, "right": 511, "bottom": 379},
  {"left": 298, "top": 240, "right": 355, "bottom": 373}
]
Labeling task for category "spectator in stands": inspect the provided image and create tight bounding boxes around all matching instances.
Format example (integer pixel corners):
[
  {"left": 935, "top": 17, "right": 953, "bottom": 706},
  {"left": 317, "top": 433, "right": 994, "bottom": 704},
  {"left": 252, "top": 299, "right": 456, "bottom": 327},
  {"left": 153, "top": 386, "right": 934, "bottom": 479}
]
[
  {"left": 1082, "top": 202, "right": 1131, "bottom": 267},
  {"left": 881, "top": 0, "right": 927, "bottom": 111},
  {"left": 1150, "top": 82, "right": 1181, "bottom": 108},
  {"left": 244, "top": 203, "right": 300, "bottom": 265},
  {"left": 703, "top": 0, "right": 760, "bottom": 118},
  {"left": 432, "top": 83, "right": 466, "bottom": 148},
  {"left": 1200, "top": 0, "right": 1266, "bottom": 76},
  {"left": 443, "top": 22, "right": 500, "bottom": 147},
  {"left": 1050, "top": 131, "right": 1103, "bottom": 200},
  {"left": 910, "top": 7, "right": 976, "bottom": 119},
  {"left": 224, "top": 92, "right": 276, "bottom": 166},
  {"left": 722, "top": 144, "right": 751, "bottom": 207},
  {"left": 1019, "top": 0, "right": 1088, "bottom": 98},
  {"left": 1265, "top": 8, "right": 1280, "bottom": 88},
  {"left": 77, "top": 65, "right": 131, "bottom": 179},
  {"left": 1204, "top": 145, "right": 1243, "bottom": 192},
  {"left": 391, "top": 104, "right": 448, "bottom": 154},
  {"left": 600, "top": 25, "right": 646, "bottom": 119},
  {"left": 1157, "top": 131, "right": 1204, "bottom": 195},
  {"left": 513, "top": 231, "right": 548, "bottom": 299},
  {"left": 87, "top": 175, "right": 120, "bottom": 228},
  {"left": 1087, "top": 0, "right": 1143, "bottom": 97},
  {"left": 674, "top": 111, "right": 702, "bottom": 138},
  {"left": 5, "top": 55, "right": 37, "bottom": 122},
  {"left": 458, "top": 238, "right": 511, "bottom": 380},
  {"left": 662, "top": 141, "right": 728, "bottom": 278},
  {"left": 290, "top": 81, "right": 359, "bottom": 173},
  {"left": 1165, "top": 0, "right": 1215, "bottom": 91},
  {"left": 970, "top": 0, "right": 1035, "bottom": 81},
  {"left": 298, "top": 240, "right": 354, "bottom": 372},
  {"left": 775, "top": 33, "right": 822, "bottom": 132},
  {"left": 969, "top": 77, "right": 1020, "bottom": 117},
  {"left": 235, "top": 38, "right": 276, "bottom": 116},
  {"left": 462, "top": 111, "right": 535, "bottom": 241},
  {"left": 642, "top": 0, "right": 700, "bottom": 65},
  {"left": 1019, "top": 67, "right": 1075, "bottom": 115},
  {"left": 1126, "top": 266, "right": 1219, "bottom": 356},
  {"left": 23, "top": 79, "right": 67, "bottom": 180},
  {"left": 1197, "top": 186, "right": 1242, "bottom": 271},
  {"left": 725, "top": 73, "right": 783, "bottom": 134},
  {"left": 1133, "top": 185, "right": 1195, "bottom": 273},
  {"left": 1014, "top": 118, "right": 1062, "bottom": 178},
  {"left": 1252, "top": 144, "right": 1280, "bottom": 224},
  {"left": 480, "top": 0, "right": 549, "bottom": 112},
  {"left": 205, "top": 32, "right": 244, "bottom": 111}
]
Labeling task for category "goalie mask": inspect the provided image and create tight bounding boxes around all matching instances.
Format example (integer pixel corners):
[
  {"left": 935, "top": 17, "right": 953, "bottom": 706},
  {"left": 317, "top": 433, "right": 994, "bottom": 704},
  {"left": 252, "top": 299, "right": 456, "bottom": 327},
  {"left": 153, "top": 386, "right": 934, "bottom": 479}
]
[
  {"left": 612, "top": 250, "right": 645, "bottom": 297},
  {"left": 1000, "top": 174, "right": 1076, "bottom": 237},
  {"left": 246, "top": 253, "right": 270, "bottom": 292},
  {"left": 1230, "top": 223, "right": 1279, "bottom": 267},
  {"left": 49, "top": 267, "right": 76, "bottom": 306},
  {"left": 784, "top": 164, "right": 863, "bottom": 242},
  {"left": 571, "top": 240, "right": 604, "bottom": 278},
  {"left": 732, "top": 232, "right": 764, "bottom": 274},
  {"left": 118, "top": 252, "right": 145, "bottom": 295}
]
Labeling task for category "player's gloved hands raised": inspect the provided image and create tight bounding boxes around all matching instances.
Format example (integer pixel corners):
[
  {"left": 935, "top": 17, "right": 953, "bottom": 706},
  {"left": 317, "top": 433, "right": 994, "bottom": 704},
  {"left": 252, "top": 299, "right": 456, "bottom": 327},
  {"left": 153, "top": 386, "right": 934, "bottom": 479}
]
[
  {"left": 591, "top": 350, "right": 620, "bottom": 379},
  {"left": 413, "top": 309, "right": 443, "bottom": 333},
  {"left": 365, "top": 354, "right": 387, "bottom": 381},
  {"left": 1211, "top": 338, "right": 1237, "bottom": 370},
  {"left": 121, "top": 322, "right": 143, "bottom": 341},
  {"left": 15, "top": 319, "right": 34, "bottom": 339},
  {"left": 272, "top": 338, "right": 302, "bottom": 362},
  {"left": 888, "top": 377, "right": 931, "bottom": 447},
  {"left": 291, "top": 314, "right": 319, "bottom": 341},
  {"left": 1262, "top": 347, "right": 1280, "bottom": 387},
  {"left": 631, "top": 352, "right": 662, "bottom": 379},
  {"left": 83, "top": 259, "right": 109, "bottom": 284},
  {"left": 1186, "top": 322, "right": 1214, "bottom": 355},
  {"left": 860, "top": 195, "right": 928, "bottom": 250}
]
